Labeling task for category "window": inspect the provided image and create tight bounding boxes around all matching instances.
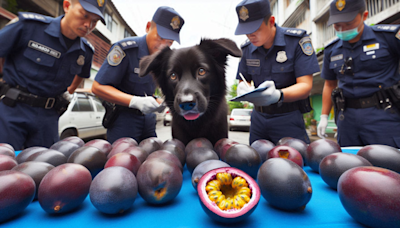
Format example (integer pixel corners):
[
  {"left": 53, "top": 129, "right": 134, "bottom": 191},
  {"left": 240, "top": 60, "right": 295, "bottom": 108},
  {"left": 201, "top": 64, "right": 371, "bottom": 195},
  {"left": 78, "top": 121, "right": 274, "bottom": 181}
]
[
  {"left": 105, "top": 13, "right": 118, "bottom": 32},
  {"left": 124, "top": 29, "right": 132, "bottom": 38},
  {"left": 72, "top": 94, "right": 94, "bottom": 112},
  {"left": 92, "top": 98, "right": 105, "bottom": 112}
]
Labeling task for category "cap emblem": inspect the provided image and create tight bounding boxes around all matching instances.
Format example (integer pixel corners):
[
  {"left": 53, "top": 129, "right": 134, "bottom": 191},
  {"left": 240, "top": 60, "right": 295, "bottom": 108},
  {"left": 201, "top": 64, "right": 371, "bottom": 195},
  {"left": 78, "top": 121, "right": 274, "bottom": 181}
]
[
  {"left": 170, "top": 16, "right": 181, "bottom": 30},
  {"left": 239, "top": 6, "right": 249, "bottom": 21},
  {"left": 97, "top": 0, "right": 104, "bottom": 7},
  {"left": 336, "top": 0, "right": 346, "bottom": 11}
]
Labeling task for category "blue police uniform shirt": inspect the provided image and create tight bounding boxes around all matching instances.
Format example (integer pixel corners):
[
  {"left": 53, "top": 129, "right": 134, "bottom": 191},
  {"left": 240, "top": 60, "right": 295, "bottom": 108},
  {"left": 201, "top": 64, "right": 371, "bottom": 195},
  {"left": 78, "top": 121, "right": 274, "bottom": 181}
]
[
  {"left": 0, "top": 12, "right": 94, "bottom": 97},
  {"left": 322, "top": 24, "right": 400, "bottom": 98},
  {"left": 237, "top": 25, "right": 320, "bottom": 89},
  {"left": 95, "top": 35, "right": 155, "bottom": 97}
]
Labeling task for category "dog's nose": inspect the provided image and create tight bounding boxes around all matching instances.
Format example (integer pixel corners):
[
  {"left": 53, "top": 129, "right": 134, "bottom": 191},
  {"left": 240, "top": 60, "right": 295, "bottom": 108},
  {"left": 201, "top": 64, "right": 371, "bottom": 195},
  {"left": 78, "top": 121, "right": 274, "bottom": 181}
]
[{"left": 179, "top": 102, "right": 196, "bottom": 111}]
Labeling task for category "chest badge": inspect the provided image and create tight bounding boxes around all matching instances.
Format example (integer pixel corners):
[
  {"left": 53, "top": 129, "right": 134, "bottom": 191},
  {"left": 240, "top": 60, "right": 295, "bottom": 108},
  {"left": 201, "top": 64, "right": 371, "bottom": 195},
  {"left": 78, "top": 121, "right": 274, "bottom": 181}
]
[
  {"left": 276, "top": 51, "right": 287, "bottom": 63},
  {"left": 77, "top": 55, "right": 85, "bottom": 66}
]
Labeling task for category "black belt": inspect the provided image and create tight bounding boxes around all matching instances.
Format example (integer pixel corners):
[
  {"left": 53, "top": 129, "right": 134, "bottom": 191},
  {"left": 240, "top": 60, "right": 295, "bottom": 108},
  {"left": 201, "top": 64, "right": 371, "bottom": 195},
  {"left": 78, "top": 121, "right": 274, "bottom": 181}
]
[
  {"left": 255, "top": 102, "right": 299, "bottom": 114},
  {"left": 0, "top": 83, "right": 58, "bottom": 109},
  {"left": 117, "top": 105, "right": 144, "bottom": 116},
  {"left": 345, "top": 94, "right": 379, "bottom": 109}
]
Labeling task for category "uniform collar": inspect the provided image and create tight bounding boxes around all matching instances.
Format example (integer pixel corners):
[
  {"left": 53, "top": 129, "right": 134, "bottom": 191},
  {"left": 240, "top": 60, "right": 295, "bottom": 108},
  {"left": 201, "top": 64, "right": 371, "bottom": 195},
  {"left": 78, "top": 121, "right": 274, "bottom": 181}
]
[
  {"left": 336, "top": 23, "right": 374, "bottom": 48},
  {"left": 44, "top": 15, "right": 86, "bottom": 52},
  {"left": 138, "top": 35, "right": 150, "bottom": 58},
  {"left": 251, "top": 24, "right": 285, "bottom": 54}
]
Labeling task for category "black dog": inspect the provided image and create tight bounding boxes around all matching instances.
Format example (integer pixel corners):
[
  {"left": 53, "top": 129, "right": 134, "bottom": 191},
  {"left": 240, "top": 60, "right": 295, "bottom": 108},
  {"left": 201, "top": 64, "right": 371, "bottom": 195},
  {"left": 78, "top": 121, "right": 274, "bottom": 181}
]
[{"left": 139, "top": 38, "right": 242, "bottom": 146}]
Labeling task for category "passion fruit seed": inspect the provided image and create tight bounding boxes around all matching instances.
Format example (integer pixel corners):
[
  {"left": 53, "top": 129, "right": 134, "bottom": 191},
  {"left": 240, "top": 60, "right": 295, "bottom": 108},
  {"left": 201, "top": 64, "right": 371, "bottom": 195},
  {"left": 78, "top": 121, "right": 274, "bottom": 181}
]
[{"left": 206, "top": 173, "right": 251, "bottom": 211}]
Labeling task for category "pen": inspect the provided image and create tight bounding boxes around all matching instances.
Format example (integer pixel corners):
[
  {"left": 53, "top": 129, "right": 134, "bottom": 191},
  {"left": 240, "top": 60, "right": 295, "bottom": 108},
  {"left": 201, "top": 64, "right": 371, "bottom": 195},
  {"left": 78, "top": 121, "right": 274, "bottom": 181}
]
[{"left": 239, "top": 73, "right": 251, "bottom": 88}]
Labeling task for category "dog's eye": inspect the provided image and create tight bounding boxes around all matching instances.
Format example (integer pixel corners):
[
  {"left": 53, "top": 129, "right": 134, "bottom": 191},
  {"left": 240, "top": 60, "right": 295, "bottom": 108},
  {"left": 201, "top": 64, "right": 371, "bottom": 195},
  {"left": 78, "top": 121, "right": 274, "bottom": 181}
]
[
  {"left": 198, "top": 68, "right": 206, "bottom": 76},
  {"left": 170, "top": 72, "right": 177, "bottom": 80}
]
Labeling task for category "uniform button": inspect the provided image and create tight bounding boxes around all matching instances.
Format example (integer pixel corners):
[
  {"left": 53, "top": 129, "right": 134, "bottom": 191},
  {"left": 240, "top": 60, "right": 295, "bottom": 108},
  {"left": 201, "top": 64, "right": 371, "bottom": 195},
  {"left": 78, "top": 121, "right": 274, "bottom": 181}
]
[
  {"left": 281, "top": 67, "right": 284, "bottom": 71},
  {"left": 36, "top": 58, "right": 41, "bottom": 62},
  {"left": 334, "top": 63, "right": 337, "bottom": 67},
  {"left": 372, "top": 55, "right": 376, "bottom": 59}
]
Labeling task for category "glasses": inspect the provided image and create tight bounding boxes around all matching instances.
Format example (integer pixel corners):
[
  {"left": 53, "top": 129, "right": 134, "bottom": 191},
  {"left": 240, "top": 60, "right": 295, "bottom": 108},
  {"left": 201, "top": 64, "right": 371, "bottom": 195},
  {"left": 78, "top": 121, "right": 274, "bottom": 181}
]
[{"left": 340, "top": 57, "right": 353, "bottom": 75}]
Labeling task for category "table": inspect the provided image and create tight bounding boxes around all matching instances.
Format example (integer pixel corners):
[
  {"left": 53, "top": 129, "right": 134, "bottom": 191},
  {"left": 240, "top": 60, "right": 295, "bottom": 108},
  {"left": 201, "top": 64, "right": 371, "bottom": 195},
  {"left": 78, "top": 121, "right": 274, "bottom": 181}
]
[{"left": 1, "top": 148, "right": 366, "bottom": 228}]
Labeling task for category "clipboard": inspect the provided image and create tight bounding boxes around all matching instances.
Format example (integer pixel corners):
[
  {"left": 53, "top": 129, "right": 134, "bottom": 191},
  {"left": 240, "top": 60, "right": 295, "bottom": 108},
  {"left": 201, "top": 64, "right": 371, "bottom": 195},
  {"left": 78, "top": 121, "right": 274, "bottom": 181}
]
[{"left": 230, "top": 87, "right": 268, "bottom": 102}]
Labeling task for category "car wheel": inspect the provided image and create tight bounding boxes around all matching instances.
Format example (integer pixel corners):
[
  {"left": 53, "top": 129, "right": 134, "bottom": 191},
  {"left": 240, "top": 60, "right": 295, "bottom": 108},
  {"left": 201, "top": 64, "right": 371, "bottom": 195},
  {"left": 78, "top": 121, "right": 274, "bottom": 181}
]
[
  {"left": 60, "top": 129, "right": 78, "bottom": 140},
  {"left": 163, "top": 121, "right": 167, "bottom": 126}
]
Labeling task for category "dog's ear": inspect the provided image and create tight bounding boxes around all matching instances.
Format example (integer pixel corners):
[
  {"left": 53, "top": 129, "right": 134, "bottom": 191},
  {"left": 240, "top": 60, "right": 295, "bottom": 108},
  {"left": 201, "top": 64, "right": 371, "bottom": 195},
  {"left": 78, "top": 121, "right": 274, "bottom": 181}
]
[
  {"left": 199, "top": 38, "right": 242, "bottom": 59},
  {"left": 139, "top": 47, "right": 170, "bottom": 77}
]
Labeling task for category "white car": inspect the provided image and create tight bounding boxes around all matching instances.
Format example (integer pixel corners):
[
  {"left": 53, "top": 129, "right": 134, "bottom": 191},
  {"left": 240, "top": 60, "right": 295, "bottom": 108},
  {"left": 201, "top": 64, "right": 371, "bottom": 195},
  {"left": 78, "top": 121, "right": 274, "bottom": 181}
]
[
  {"left": 228, "top": 108, "right": 252, "bottom": 131},
  {"left": 58, "top": 92, "right": 106, "bottom": 139}
]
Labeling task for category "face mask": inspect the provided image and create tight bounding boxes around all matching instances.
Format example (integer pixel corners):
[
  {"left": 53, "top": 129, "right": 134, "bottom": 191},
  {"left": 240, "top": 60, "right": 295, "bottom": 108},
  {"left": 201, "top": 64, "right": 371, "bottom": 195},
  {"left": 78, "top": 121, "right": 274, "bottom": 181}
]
[{"left": 335, "top": 16, "right": 364, "bottom": 41}]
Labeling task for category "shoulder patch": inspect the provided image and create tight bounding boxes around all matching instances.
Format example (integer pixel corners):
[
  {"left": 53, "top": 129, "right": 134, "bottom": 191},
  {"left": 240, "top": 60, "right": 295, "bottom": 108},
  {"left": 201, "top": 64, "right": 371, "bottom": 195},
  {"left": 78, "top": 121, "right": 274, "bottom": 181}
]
[
  {"left": 241, "top": 40, "right": 251, "bottom": 48},
  {"left": 107, "top": 45, "right": 126, "bottom": 66},
  {"left": 284, "top": 28, "right": 306, "bottom": 37},
  {"left": 18, "top": 12, "right": 49, "bottom": 23},
  {"left": 372, "top": 24, "right": 400, "bottom": 33},
  {"left": 119, "top": 40, "right": 138, "bottom": 50},
  {"left": 299, "top": 37, "right": 314, "bottom": 56}
]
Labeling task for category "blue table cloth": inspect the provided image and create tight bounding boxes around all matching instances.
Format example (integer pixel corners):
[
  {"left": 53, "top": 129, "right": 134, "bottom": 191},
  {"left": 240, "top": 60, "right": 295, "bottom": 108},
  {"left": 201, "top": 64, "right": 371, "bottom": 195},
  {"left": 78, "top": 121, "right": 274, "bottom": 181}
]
[{"left": 2, "top": 147, "right": 367, "bottom": 228}]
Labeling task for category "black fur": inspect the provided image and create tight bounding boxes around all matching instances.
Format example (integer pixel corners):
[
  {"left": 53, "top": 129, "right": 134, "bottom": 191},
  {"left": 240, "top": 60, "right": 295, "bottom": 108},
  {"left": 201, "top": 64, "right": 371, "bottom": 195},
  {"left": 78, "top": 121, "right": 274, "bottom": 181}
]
[{"left": 139, "top": 38, "right": 242, "bottom": 146}]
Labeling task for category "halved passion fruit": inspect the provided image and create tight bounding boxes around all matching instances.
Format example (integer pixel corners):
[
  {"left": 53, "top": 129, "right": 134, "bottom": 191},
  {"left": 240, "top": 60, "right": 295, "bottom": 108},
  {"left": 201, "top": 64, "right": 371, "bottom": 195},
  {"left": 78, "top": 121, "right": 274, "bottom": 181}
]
[{"left": 197, "top": 167, "right": 260, "bottom": 223}]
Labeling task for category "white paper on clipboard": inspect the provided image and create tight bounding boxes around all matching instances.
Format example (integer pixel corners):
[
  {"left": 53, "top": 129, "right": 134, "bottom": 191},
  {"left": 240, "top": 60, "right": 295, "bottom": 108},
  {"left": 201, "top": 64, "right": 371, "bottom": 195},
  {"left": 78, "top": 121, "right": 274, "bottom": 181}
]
[{"left": 230, "top": 87, "right": 268, "bottom": 102}]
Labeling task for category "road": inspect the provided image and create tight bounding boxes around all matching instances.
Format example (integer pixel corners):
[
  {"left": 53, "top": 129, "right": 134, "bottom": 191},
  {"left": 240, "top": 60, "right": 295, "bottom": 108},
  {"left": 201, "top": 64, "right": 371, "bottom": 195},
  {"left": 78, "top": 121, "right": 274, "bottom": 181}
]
[{"left": 155, "top": 121, "right": 250, "bottom": 145}]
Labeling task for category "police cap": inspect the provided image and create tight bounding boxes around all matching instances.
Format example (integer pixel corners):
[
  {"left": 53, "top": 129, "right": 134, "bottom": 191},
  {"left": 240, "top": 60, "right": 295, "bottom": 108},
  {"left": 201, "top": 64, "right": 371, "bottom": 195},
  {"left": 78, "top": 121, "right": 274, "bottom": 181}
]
[
  {"left": 79, "top": 0, "right": 107, "bottom": 25},
  {"left": 152, "top": 6, "right": 185, "bottom": 44},
  {"left": 235, "top": 0, "right": 271, "bottom": 35},
  {"left": 327, "top": 0, "right": 366, "bottom": 26}
]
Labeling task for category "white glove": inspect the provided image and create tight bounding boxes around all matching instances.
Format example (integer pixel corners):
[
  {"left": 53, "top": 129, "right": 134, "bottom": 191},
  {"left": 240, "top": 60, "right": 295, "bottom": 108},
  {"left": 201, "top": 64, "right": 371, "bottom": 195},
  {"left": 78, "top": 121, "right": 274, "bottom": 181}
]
[
  {"left": 237, "top": 81, "right": 255, "bottom": 96},
  {"left": 246, "top": 80, "right": 281, "bottom": 106},
  {"left": 62, "top": 91, "right": 72, "bottom": 102},
  {"left": 317, "top": 114, "right": 328, "bottom": 138},
  {"left": 129, "top": 96, "right": 160, "bottom": 115}
]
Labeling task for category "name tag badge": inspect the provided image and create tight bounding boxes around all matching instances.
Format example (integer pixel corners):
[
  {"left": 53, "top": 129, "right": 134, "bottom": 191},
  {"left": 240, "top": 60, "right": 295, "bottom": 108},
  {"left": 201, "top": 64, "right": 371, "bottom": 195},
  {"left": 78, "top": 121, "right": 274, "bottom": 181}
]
[
  {"left": 331, "top": 54, "right": 343, "bottom": 62},
  {"left": 363, "top": 43, "right": 380, "bottom": 52},
  {"left": 28, "top": 40, "right": 61, "bottom": 58},
  {"left": 134, "top": 68, "right": 140, "bottom": 74},
  {"left": 246, "top": 59, "right": 260, "bottom": 67},
  {"left": 366, "top": 51, "right": 375, "bottom": 55}
]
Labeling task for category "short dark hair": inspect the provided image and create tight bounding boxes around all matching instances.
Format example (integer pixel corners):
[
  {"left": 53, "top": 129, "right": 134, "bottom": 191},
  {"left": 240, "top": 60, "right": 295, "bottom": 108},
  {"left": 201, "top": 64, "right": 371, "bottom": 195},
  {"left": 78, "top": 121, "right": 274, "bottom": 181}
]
[{"left": 263, "top": 13, "right": 272, "bottom": 25}]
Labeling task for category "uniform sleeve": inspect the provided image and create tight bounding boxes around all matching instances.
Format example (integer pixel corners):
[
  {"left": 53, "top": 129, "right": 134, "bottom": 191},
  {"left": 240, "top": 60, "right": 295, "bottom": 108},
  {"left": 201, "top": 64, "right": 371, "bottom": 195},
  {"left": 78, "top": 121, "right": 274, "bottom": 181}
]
[
  {"left": 293, "top": 36, "right": 320, "bottom": 78},
  {"left": 78, "top": 52, "right": 93, "bottom": 79},
  {"left": 236, "top": 48, "right": 252, "bottom": 82},
  {"left": 0, "top": 18, "right": 24, "bottom": 57},
  {"left": 95, "top": 44, "right": 129, "bottom": 86},
  {"left": 385, "top": 28, "right": 400, "bottom": 56},
  {"left": 321, "top": 47, "right": 337, "bottom": 80}
]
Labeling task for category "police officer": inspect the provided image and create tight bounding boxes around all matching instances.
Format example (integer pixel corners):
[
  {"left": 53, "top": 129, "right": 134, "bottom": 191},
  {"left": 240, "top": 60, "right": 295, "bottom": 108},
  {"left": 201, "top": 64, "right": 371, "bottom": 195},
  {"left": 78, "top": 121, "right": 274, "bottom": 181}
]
[
  {"left": 0, "top": 0, "right": 106, "bottom": 150},
  {"left": 318, "top": 0, "right": 400, "bottom": 148},
  {"left": 91, "top": 6, "right": 185, "bottom": 144},
  {"left": 234, "top": 0, "right": 320, "bottom": 145}
]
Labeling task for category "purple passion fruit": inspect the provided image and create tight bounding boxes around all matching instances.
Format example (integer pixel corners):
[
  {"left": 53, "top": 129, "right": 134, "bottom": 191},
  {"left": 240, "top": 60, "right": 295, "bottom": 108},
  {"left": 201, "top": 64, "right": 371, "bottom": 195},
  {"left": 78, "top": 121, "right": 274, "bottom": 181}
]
[
  {"left": 257, "top": 158, "right": 312, "bottom": 211},
  {"left": 16, "top": 146, "right": 47, "bottom": 164},
  {"left": 38, "top": 163, "right": 92, "bottom": 214},
  {"left": 90, "top": 167, "right": 138, "bottom": 214},
  {"left": 278, "top": 137, "right": 308, "bottom": 166},
  {"left": 0, "top": 170, "right": 35, "bottom": 223},
  {"left": 357, "top": 144, "right": 400, "bottom": 173},
  {"left": 139, "top": 137, "right": 163, "bottom": 155},
  {"left": 224, "top": 144, "right": 261, "bottom": 179},
  {"left": 146, "top": 150, "right": 183, "bottom": 173},
  {"left": 160, "top": 143, "right": 186, "bottom": 166},
  {"left": 0, "top": 154, "right": 18, "bottom": 171},
  {"left": 104, "top": 153, "right": 141, "bottom": 176},
  {"left": 50, "top": 141, "right": 80, "bottom": 158},
  {"left": 163, "top": 138, "right": 186, "bottom": 153},
  {"left": 0, "top": 144, "right": 15, "bottom": 158},
  {"left": 319, "top": 153, "right": 372, "bottom": 190},
  {"left": 120, "top": 146, "right": 148, "bottom": 164},
  {"left": 214, "top": 138, "right": 238, "bottom": 158},
  {"left": 111, "top": 137, "right": 138, "bottom": 147},
  {"left": 338, "top": 167, "right": 400, "bottom": 228},
  {"left": 306, "top": 139, "right": 342, "bottom": 173},
  {"left": 267, "top": 145, "right": 304, "bottom": 167},
  {"left": 68, "top": 146, "right": 107, "bottom": 178},
  {"left": 192, "top": 160, "right": 231, "bottom": 190},
  {"left": 61, "top": 136, "right": 84, "bottom": 147},
  {"left": 185, "top": 138, "right": 213, "bottom": 155},
  {"left": 197, "top": 167, "right": 260, "bottom": 223},
  {"left": 186, "top": 147, "right": 219, "bottom": 174},
  {"left": 84, "top": 139, "right": 112, "bottom": 156},
  {"left": 137, "top": 159, "right": 182, "bottom": 205},
  {"left": 250, "top": 139, "right": 275, "bottom": 163},
  {"left": 25, "top": 149, "right": 67, "bottom": 167}
]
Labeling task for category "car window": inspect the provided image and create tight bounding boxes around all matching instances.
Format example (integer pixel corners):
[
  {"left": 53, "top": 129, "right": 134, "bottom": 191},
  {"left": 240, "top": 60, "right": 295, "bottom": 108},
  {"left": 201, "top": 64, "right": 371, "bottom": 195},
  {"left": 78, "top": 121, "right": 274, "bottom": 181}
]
[
  {"left": 232, "top": 109, "right": 252, "bottom": 116},
  {"left": 92, "top": 98, "right": 105, "bottom": 112},
  {"left": 72, "top": 97, "right": 94, "bottom": 112}
]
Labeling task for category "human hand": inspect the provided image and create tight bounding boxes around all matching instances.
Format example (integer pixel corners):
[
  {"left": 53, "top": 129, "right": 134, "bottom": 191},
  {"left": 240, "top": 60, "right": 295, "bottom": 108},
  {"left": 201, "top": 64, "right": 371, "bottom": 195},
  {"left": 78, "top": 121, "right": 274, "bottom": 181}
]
[
  {"left": 129, "top": 96, "right": 160, "bottom": 114},
  {"left": 246, "top": 80, "right": 281, "bottom": 106},
  {"left": 237, "top": 81, "right": 255, "bottom": 96},
  {"left": 317, "top": 115, "right": 328, "bottom": 138}
]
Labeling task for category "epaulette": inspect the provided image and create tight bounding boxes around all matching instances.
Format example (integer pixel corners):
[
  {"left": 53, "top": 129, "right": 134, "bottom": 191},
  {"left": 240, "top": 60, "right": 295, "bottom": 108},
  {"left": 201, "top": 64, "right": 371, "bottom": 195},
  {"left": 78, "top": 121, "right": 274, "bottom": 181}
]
[
  {"left": 241, "top": 40, "right": 251, "bottom": 48},
  {"left": 18, "top": 12, "right": 50, "bottom": 23},
  {"left": 82, "top": 38, "right": 95, "bottom": 53},
  {"left": 324, "top": 37, "right": 340, "bottom": 49},
  {"left": 118, "top": 37, "right": 139, "bottom": 50},
  {"left": 283, "top": 28, "right": 306, "bottom": 37},
  {"left": 372, "top": 24, "right": 400, "bottom": 33}
]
